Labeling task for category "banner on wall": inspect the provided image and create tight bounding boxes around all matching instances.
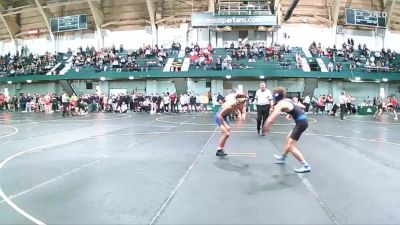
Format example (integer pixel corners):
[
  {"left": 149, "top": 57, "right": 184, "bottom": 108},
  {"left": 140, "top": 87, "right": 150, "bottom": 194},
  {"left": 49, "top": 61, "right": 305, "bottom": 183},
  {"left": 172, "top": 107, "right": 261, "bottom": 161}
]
[{"left": 191, "top": 12, "right": 277, "bottom": 27}]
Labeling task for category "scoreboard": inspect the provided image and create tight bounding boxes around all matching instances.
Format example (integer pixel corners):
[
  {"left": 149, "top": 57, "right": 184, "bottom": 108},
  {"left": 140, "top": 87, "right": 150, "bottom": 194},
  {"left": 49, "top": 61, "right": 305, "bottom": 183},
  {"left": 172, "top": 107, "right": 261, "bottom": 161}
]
[
  {"left": 51, "top": 15, "right": 88, "bottom": 33},
  {"left": 345, "top": 8, "right": 386, "bottom": 28}
]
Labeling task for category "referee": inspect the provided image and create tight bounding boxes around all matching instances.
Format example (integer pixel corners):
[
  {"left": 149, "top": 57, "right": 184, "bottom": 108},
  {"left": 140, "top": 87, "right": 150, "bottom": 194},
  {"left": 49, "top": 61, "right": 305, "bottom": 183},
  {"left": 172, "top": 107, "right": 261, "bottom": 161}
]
[
  {"left": 339, "top": 91, "right": 348, "bottom": 120},
  {"left": 255, "top": 82, "right": 273, "bottom": 135}
]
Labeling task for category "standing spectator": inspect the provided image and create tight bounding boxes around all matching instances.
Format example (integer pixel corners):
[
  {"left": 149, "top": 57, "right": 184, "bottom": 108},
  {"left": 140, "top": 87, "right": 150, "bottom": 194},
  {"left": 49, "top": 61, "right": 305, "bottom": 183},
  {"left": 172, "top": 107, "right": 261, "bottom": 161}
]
[
  {"left": 391, "top": 96, "right": 398, "bottom": 120},
  {"left": 303, "top": 94, "right": 311, "bottom": 113},
  {"left": 189, "top": 94, "right": 197, "bottom": 112},
  {"left": 25, "top": 94, "right": 32, "bottom": 113},
  {"left": 254, "top": 82, "right": 273, "bottom": 136},
  {"left": 170, "top": 92, "right": 177, "bottom": 113},
  {"left": 326, "top": 94, "right": 333, "bottom": 114}
]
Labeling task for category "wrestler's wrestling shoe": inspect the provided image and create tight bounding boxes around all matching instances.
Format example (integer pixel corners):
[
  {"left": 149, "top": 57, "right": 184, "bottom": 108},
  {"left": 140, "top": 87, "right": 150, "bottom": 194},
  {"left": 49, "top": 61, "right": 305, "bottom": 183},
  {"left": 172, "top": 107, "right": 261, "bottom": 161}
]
[
  {"left": 294, "top": 165, "right": 311, "bottom": 173},
  {"left": 216, "top": 149, "right": 228, "bottom": 157},
  {"left": 274, "top": 154, "right": 286, "bottom": 164}
]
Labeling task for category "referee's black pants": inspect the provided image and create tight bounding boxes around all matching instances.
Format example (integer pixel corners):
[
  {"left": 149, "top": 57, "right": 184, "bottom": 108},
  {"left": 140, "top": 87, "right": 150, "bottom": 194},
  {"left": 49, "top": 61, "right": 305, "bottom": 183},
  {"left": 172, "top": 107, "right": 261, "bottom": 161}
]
[
  {"left": 257, "top": 104, "right": 270, "bottom": 131},
  {"left": 340, "top": 104, "right": 346, "bottom": 120},
  {"left": 62, "top": 102, "right": 69, "bottom": 117}
]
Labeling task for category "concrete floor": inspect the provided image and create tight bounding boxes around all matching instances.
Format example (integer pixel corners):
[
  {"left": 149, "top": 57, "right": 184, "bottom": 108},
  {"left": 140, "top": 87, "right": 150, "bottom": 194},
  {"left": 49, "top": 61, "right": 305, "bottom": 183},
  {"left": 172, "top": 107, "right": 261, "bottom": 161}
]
[{"left": 0, "top": 111, "right": 400, "bottom": 225}]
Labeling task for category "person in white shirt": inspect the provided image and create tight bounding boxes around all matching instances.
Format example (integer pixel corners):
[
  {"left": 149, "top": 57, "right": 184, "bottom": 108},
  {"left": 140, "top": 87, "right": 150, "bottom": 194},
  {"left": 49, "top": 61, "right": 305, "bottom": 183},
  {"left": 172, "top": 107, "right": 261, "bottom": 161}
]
[
  {"left": 163, "top": 94, "right": 170, "bottom": 112},
  {"left": 339, "top": 91, "right": 348, "bottom": 120},
  {"left": 303, "top": 94, "right": 311, "bottom": 112},
  {"left": 254, "top": 82, "right": 273, "bottom": 135}
]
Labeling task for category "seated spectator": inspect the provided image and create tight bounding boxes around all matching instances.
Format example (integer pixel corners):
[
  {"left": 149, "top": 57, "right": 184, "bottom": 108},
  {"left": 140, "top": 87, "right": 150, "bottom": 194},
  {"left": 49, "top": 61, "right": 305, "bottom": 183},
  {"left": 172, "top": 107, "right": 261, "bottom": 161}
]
[
  {"left": 350, "top": 60, "right": 356, "bottom": 70},
  {"left": 336, "top": 62, "right": 343, "bottom": 72},
  {"left": 328, "top": 61, "right": 334, "bottom": 72}
]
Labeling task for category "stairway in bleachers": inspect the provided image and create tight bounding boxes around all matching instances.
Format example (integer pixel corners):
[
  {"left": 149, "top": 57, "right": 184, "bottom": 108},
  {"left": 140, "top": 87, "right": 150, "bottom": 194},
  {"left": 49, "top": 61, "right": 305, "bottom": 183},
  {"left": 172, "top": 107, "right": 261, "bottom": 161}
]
[
  {"left": 316, "top": 58, "right": 328, "bottom": 72},
  {"left": 46, "top": 63, "right": 62, "bottom": 75},
  {"left": 303, "top": 47, "right": 312, "bottom": 58},
  {"left": 178, "top": 50, "right": 186, "bottom": 58},
  {"left": 300, "top": 57, "right": 311, "bottom": 72},
  {"left": 59, "top": 56, "right": 74, "bottom": 75},
  {"left": 163, "top": 58, "right": 175, "bottom": 72},
  {"left": 180, "top": 58, "right": 191, "bottom": 72}
]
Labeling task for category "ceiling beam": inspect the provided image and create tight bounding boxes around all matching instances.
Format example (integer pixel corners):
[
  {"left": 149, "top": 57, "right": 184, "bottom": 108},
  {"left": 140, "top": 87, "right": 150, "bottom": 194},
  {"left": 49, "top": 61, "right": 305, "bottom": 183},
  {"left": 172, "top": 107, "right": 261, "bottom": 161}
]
[
  {"left": 146, "top": 0, "right": 157, "bottom": 46},
  {"left": 33, "top": 0, "right": 54, "bottom": 41},
  {"left": 101, "top": 19, "right": 147, "bottom": 28},
  {"left": 313, "top": 15, "right": 332, "bottom": 26},
  {"left": 155, "top": 0, "right": 164, "bottom": 21},
  {"left": 331, "top": 0, "right": 342, "bottom": 27},
  {"left": 3, "top": 0, "right": 88, "bottom": 17},
  {"left": 275, "top": 0, "right": 283, "bottom": 25},
  {"left": 386, "top": 0, "right": 396, "bottom": 29},
  {"left": 0, "top": 5, "right": 20, "bottom": 42},
  {"left": 208, "top": 0, "right": 215, "bottom": 12},
  {"left": 345, "top": 0, "right": 353, "bottom": 8},
  {"left": 88, "top": 0, "right": 104, "bottom": 33},
  {"left": 146, "top": 0, "right": 156, "bottom": 26}
]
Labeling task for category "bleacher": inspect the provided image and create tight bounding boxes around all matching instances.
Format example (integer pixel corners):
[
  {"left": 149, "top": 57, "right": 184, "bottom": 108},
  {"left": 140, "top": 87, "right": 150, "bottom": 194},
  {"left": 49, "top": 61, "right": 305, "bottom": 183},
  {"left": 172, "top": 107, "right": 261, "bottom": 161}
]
[{"left": 2, "top": 45, "right": 400, "bottom": 83}]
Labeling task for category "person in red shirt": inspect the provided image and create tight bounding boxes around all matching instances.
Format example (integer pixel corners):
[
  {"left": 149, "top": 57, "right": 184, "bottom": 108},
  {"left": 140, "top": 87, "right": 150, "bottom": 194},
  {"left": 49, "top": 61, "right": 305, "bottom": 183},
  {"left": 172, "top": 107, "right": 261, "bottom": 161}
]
[
  {"left": 0, "top": 94, "right": 5, "bottom": 110},
  {"left": 391, "top": 96, "right": 398, "bottom": 120},
  {"left": 169, "top": 92, "right": 177, "bottom": 113},
  {"left": 207, "top": 43, "right": 214, "bottom": 53}
]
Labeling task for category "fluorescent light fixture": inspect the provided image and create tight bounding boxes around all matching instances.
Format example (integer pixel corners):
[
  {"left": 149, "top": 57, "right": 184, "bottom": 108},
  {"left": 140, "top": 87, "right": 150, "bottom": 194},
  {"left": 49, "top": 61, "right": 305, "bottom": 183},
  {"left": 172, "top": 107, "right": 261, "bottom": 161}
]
[
  {"left": 27, "top": 29, "right": 39, "bottom": 34},
  {"left": 7, "top": 81, "right": 12, "bottom": 84},
  {"left": 129, "top": 76, "right": 134, "bottom": 80},
  {"left": 259, "top": 75, "right": 265, "bottom": 79},
  {"left": 355, "top": 77, "right": 361, "bottom": 81},
  {"left": 226, "top": 75, "right": 232, "bottom": 79},
  {"left": 100, "top": 77, "right": 106, "bottom": 81},
  {"left": 382, "top": 78, "right": 388, "bottom": 82},
  {"left": 26, "top": 80, "right": 32, "bottom": 83}
]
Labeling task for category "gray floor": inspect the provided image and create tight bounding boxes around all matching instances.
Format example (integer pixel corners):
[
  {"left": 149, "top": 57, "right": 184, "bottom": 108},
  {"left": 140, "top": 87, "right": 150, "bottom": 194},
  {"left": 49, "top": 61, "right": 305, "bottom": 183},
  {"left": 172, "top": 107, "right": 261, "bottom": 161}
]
[{"left": 1, "top": 111, "right": 400, "bottom": 225}]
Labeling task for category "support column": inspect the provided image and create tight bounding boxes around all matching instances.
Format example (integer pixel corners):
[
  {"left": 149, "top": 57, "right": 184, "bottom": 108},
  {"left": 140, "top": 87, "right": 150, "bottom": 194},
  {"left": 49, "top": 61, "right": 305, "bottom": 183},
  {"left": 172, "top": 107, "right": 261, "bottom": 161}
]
[
  {"left": 146, "top": 80, "right": 157, "bottom": 95},
  {"left": 209, "top": 30, "right": 217, "bottom": 46},
  {"left": 332, "top": 81, "right": 344, "bottom": 102},
  {"left": 187, "top": 78, "right": 195, "bottom": 93},
  {"left": 211, "top": 79, "right": 224, "bottom": 96},
  {"left": 100, "top": 81, "right": 109, "bottom": 96},
  {"left": 209, "top": 0, "right": 215, "bottom": 12},
  {"left": 180, "top": 23, "right": 189, "bottom": 48},
  {"left": 248, "top": 30, "right": 255, "bottom": 42},
  {"left": 379, "top": 83, "right": 389, "bottom": 98}
]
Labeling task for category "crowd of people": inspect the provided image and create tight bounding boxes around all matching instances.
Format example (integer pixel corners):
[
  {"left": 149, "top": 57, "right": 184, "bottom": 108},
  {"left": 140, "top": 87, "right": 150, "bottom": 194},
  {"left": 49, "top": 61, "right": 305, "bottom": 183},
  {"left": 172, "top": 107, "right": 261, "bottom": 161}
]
[
  {"left": 71, "top": 44, "right": 169, "bottom": 73},
  {"left": 187, "top": 41, "right": 292, "bottom": 71},
  {"left": 0, "top": 46, "right": 58, "bottom": 77},
  {"left": 3, "top": 38, "right": 398, "bottom": 77},
  {"left": 296, "top": 92, "right": 399, "bottom": 120},
  {"left": 0, "top": 91, "right": 213, "bottom": 116},
  {"left": 309, "top": 38, "right": 399, "bottom": 72}
]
